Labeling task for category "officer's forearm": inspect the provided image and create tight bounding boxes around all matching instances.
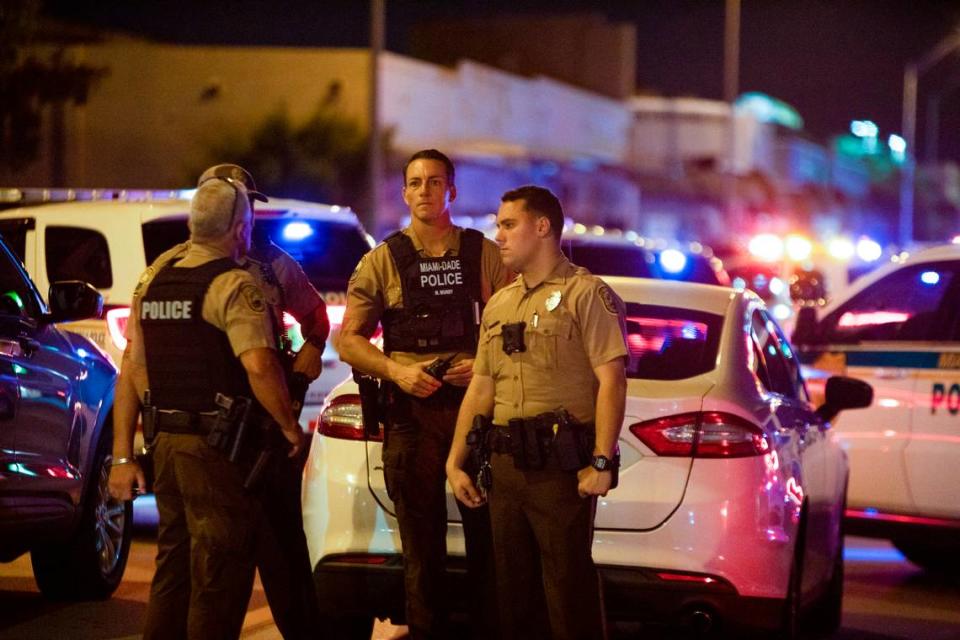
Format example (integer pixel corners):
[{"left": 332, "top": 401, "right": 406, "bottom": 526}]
[
  {"left": 298, "top": 301, "right": 330, "bottom": 346},
  {"left": 240, "top": 348, "right": 297, "bottom": 431},
  {"left": 339, "top": 332, "right": 402, "bottom": 382},
  {"left": 112, "top": 353, "right": 146, "bottom": 459},
  {"left": 448, "top": 374, "right": 494, "bottom": 470},
  {"left": 593, "top": 360, "right": 627, "bottom": 458}
]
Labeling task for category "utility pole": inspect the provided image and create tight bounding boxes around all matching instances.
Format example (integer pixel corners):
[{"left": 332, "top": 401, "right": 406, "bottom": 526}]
[
  {"left": 724, "top": 0, "right": 741, "bottom": 232},
  {"left": 899, "top": 29, "right": 960, "bottom": 248},
  {"left": 367, "top": 0, "right": 385, "bottom": 237}
]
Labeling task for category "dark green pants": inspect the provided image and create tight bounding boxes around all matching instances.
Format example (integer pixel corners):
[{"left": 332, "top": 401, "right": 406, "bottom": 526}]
[
  {"left": 488, "top": 451, "right": 604, "bottom": 640},
  {"left": 143, "top": 432, "right": 259, "bottom": 640},
  {"left": 383, "top": 386, "right": 498, "bottom": 640}
]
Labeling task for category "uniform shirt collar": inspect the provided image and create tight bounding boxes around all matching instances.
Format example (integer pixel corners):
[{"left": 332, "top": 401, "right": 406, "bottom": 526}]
[
  {"left": 403, "top": 224, "right": 462, "bottom": 257},
  {"left": 182, "top": 241, "right": 234, "bottom": 262},
  {"left": 515, "top": 256, "right": 575, "bottom": 293}
]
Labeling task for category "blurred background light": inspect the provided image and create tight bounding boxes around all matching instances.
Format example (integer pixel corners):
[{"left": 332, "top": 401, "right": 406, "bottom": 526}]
[
  {"left": 659, "top": 248, "right": 688, "bottom": 273},
  {"left": 856, "top": 237, "right": 883, "bottom": 262},
  {"left": 827, "top": 237, "right": 855, "bottom": 261},
  {"left": 785, "top": 234, "right": 812, "bottom": 261},
  {"left": 748, "top": 233, "right": 784, "bottom": 262}
]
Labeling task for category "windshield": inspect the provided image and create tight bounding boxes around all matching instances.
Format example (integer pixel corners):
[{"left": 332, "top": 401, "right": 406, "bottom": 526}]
[
  {"left": 142, "top": 217, "right": 372, "bottom": 293},
  {"left": 561, "top": 240, "right": 656, "bottom": 278},
  {"left": 624, "top": 303, "right": 723, "bottom": 380}
]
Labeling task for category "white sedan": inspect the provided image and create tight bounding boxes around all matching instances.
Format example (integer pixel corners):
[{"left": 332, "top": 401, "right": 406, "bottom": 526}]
[{"left": 302, "top": 277, "right": 871, "bottom": 638}]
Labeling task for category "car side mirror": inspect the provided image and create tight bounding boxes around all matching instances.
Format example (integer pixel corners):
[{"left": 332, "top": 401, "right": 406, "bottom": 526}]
[
  {"left": 816, "top": 375, "right": 873, "bottom": 423},
  {"left": 48, "top": 281, "right": 103, "bottom": 323},
  {"left": 791, "top": 306, "right": 819, "bottom": 346}
]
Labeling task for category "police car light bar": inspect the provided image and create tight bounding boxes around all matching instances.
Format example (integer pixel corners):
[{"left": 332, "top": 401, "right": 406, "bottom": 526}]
[{"left": 0, "top": 187, "right": 194, "bottom": 205}]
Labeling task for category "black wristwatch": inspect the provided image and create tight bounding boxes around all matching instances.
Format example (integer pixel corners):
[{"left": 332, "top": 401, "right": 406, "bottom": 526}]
[{"left": 591, "top": 455, "right": 616, "bottom": 472}]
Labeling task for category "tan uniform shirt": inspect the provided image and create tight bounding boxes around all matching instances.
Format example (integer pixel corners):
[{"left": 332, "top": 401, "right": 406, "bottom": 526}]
[
  {"left": 343, "top": 225, "right": 510, "bottom": 367},
  {"left": 126, "top": 243, "right": 275, "bottom": 373},
  {"left": 148, "top": 241, "right": 322, "bottom": 333},
  {"left": 475, "top": 258, "right": 628, "bottom": 426}
]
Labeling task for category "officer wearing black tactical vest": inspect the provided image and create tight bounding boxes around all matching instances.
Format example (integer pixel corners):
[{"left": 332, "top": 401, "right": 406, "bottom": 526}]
[
  {"left": 108, "top": 174, "right": 304, "bottom": 639},
  {"left": 339, "top": 149, "right": 509, "bottom": 638}
]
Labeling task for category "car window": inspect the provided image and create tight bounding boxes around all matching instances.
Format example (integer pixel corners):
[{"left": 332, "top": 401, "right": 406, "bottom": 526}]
[
  {"left": 751, "top": 310, "right": 797, "bottom": 398},
  {"left": 819, "top": 262, "right": 959, "bottom": 343},
  {"left": 46, "top": 226, "right": 112, "bottom": 288},
  {"left": 763, "top": 309, "right": 807, "bottom": 400},
  {"left": 0, "top": 240, "right": 41, "bottom": 318},
  {"left": 623, "top": 303, "right": 722, "bottom": 380},
  {"left": 562, "top": 241, "right": 657, "bottom": 278},
  {"left": 0, "top": 218, "right": 33, "bottom": 262},
  {"left": 142, "top": 219, "right": 190, "bottom": 264}
]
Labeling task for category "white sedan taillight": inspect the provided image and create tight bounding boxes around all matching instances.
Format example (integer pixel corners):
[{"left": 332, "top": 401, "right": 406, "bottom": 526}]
[
  {"left": 312, "top": 394, "right": 383, "bottom": 442},
  {"left": 629, "top": 411, "right": 769, "bottom": 458},
  {"left": 105, "top": 306, "right": 130, "bottom": 351}
]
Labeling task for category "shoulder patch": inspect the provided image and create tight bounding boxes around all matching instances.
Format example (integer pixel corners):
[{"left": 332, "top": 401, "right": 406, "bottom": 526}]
[
  {"left": 598, "top": 284, "right": 619, "bottom": 315},
  {"left": 349, "top": 255, "right": 366, "bottom": 285},
  {"left": 133, "top": 267, "right": 155, "bottom": 298},
  {"left": 240, "top": 282, "right": 267, "bottom": 314}
]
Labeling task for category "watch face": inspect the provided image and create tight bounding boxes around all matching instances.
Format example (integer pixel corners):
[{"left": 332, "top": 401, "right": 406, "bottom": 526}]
[{"left": 592, "top": 455, "right": 610, "bottom": 471}]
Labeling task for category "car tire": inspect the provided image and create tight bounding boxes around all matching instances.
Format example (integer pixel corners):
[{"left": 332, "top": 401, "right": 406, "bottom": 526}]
[
  {"left": 31, "top": 432, "right": 133, "bottom": 600},
  {"left": 893, "top": 540, "right": 960, "bottom": 575},
  {"left": 317, "top": 614, "right": 376, "bottom": 640},
  {"left": 806, "top": 512, "right": 845, "bottom": 635},
  {"left": 774, "top": 518, "right": 805, "bottom": 640}
]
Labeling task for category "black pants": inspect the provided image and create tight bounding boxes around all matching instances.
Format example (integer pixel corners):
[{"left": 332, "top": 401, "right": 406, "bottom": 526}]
[
  {"left": 253, "top": 448, "right": 321, "bottom": 639},
  {"left": 382, "top": 386, "right": 498, "bottom": 640}
]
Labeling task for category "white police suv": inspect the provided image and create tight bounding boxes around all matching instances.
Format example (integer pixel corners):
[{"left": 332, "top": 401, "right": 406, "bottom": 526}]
[
  {"left": 793, "top": 243, "right": 960, "bottom": 573},
  {"left": 0, "top": 188, "right": 374, "bottom": 412}
]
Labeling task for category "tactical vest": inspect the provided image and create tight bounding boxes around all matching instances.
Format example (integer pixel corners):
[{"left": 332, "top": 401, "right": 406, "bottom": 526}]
[
  {"left": 381, "top": 228, "right": 484, "bottom": 354},
  {"left": 140, "top": 258, "right": 252, "bottom": 413}
]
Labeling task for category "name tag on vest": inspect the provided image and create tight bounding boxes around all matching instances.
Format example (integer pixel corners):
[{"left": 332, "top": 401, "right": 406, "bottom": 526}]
[{"left": 141, "top": 299, "right": 194, "bottom": 320}]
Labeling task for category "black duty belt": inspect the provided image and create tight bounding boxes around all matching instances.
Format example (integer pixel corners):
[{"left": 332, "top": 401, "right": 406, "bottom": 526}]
[
  {"left": 155, "top": 410, "right": 219, "bottom": 435},
  {"left": 489, "top": 427, "right": 513, "bottom": 454}
]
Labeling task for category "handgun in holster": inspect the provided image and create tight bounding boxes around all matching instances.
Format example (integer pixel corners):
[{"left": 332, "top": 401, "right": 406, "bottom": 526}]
[
  {"left": 353, "top": 369, "right": 383, "bottom": 438},
  {"left": 552, "top": 410, "right": 590, "bottom": 472},
  {"left": 207, "top": 392, "right": 252, "bottom": 454},
  {"left": 141, "top": 389, "right": 158, "bottom": 451},
  {"left": 467, "top": 414, "right": 493, "bottom": 491}
]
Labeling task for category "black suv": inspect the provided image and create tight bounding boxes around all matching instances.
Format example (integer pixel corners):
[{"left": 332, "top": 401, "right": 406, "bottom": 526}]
[{"left": 0, "top": 235, "right": 128, "bottom": 600}]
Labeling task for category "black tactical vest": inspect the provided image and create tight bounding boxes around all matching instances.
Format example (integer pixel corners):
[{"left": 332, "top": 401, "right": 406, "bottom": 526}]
[
  {"left": 140, "top": 258, "right": 252, "bottom": 413},
  {"left": 381, "top": 228, "right": 484, "bottom": 354}
]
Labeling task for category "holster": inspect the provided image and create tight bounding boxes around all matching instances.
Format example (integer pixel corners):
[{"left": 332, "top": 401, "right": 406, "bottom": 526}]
[
  {"left": 505, "top": 411, "right": 594, "bottom": 472},
  {"left": 353, "top": 369, "right": 383, "bottom": 438},
  {"left": 141, "top": 389, "right": 158, "bottom": 451},
  {"left": 467, "top": 414, "right": 493, "bottom": 489}
]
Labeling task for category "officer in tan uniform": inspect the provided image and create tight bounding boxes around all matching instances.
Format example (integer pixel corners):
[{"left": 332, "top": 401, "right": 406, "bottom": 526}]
[
  {"left": 142, "top": 164, "right": 328, "bottom": 639},
  {"left": 447, "top": 185, "right": 627, "bottom": 640},
  {"left": 339, "top": 149, "right": 509, "bottom": 638},
  {"left": 108, "top": 175, "right": 304, "bottom": 639}
]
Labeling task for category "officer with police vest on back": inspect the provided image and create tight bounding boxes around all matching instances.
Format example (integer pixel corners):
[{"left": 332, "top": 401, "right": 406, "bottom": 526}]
[
  {"left": 339, "top": 149, "right": 509, "bottom": 638},
  {"left": 108, "top": 174, "right": 304, "bottom": 639},
  {"left": 140, "top": 163, "right": 329, "bottom": 639}
]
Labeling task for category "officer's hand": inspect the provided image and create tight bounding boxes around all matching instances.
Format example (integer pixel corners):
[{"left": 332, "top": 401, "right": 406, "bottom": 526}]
[
  {"left": 292, "top": 341, "right": 323, "bottom": 380},
  {"left": 577, "top": 466, "right": 612, "bottom": 498},
  {"left": 443, "top": 358, "right": 474, "bottom": 387},
  {"left": 108, "top": 461, "right": 145, "bottom": 502},
  {"left": 281, "top": 423, "right": 307, "bottom": 458},
  {"left": 448, "top": 467, "right": 485, "bottom": 508},
  {"left": 394, "top": 362, "right": 442, "bottom": 398}
]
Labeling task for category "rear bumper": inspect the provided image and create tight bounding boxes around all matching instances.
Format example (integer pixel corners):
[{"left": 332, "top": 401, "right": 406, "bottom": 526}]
[
  {"left": 313, "top": 554, "right": 783, "bottom": 633},
  {"left": 846, "top": 508, "right": 960, "bottom": 544}
]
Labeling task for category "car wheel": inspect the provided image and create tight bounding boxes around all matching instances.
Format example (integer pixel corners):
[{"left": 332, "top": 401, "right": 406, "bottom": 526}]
[
  {"left": 775, "top": 525, "right": 805, "bottom": 640},
  {"left": 806, "top": 515, "right": 844, "bottom": 635},
  {"left": 893, "top": 540, "right": 960, "bottom": 575},
  {"left": 317, "top": 614, "right": 376, "bottom": 640},
  {"left": 31, "top": 433, "right": 133, "bottom": 600}
]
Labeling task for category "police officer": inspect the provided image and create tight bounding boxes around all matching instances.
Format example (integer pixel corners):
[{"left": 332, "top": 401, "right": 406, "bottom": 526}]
[
  {"left": 108, "top": 175, "right": 304, "bottom": 639},
  {"left": 447, "top": 185, "right": 628, "bottom": 640},
  {"left": 339, "top": 149, "right": 509, "bottom": 638},
  {"left": 134, "top": 164, "right": 329, "bottom": 639}
]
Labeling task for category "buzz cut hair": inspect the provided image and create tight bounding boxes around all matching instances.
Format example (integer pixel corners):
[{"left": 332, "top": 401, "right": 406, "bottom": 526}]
[
  {"left": 501, "top": 185, "right": 564, "bottom": 240},
  {"left": 403, "top": 149, "right": 455, "bottom": 186}
]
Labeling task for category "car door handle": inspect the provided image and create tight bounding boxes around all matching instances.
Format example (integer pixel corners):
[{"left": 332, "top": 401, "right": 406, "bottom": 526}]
[
  {"left": 875, "top": 368, "right": 909, "bottom": 380},
  {"left": 0, "top": 339, "right": 24, "bottom": 358}
]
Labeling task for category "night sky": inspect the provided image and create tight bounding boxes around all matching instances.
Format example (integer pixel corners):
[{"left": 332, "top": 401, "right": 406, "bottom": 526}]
[{"left": 42, "top": 0, "right": 960, "bottom": 162}]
